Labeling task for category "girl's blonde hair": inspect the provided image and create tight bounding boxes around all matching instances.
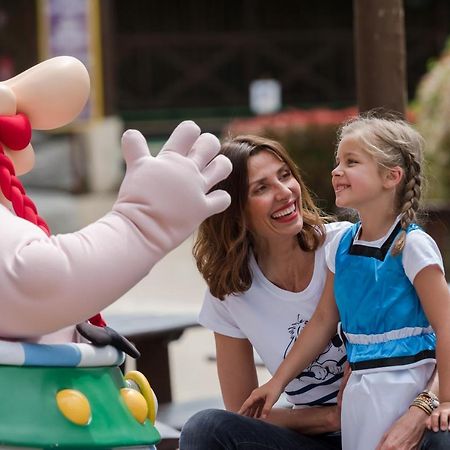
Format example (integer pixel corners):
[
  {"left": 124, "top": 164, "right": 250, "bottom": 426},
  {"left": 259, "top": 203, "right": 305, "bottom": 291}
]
[
  {"left": 338, "top": 114, "right": 425, "bottom": 255},
  {"left": 193, "top": 135, "right": 329, "bottom": 300}
]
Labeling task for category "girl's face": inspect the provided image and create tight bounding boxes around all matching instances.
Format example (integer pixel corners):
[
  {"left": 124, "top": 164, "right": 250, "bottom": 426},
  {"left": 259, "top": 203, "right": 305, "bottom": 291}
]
[
  {"left": 245, "top": 150, "right": 303, "bottom": 241},
  {"left": 331, "top": 135, "right": 388, "bottom": 212}
]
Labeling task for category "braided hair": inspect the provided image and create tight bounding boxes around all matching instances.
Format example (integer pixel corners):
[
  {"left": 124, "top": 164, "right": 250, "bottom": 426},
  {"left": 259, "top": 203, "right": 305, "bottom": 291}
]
[
  {"left": 0, "top": 113, "right": 105, "bottom": 327},
  {"left": 337, "top": 114, "right": 425, "bottom": 255},
  {"left": 0, "top": 113, "right": 50, "bottom": 235},
  {"left": 0, "top": 147, "right": 50, "bottom": 235}
]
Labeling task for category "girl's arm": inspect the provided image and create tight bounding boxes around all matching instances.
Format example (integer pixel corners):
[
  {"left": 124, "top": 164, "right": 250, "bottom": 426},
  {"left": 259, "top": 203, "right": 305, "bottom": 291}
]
[
  {"left": 414, "top": 265, "right": 450, "bottom": 432},
  {"left": 215, "top": 332, "right": 341, "bottom": 434},
  {"left": 239, "top": 270, "right": 340, "bottom": 419}
]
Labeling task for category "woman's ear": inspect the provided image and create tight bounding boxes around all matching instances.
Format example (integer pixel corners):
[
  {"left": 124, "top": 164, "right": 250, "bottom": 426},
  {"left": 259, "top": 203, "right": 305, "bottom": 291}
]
[{"left": 383, "top": 166, "right": 403, "bottom": 189}]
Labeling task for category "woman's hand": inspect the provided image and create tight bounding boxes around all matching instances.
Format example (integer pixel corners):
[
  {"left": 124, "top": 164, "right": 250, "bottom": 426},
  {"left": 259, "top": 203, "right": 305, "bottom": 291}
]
[
  {"left": 427, "top": 401, "right": 450, "bottom": 432},
  {"left": 238, "top": 378, "right": 284, "bottom": 419},
  {"left": 376, "top": 405, "right": 429, "bottom": 450}
]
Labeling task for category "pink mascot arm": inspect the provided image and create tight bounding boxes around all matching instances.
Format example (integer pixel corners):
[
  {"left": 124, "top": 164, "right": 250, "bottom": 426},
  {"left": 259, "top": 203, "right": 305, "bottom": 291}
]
[{"left": 0, "top": 121, "right": 231, "bottom": 338}]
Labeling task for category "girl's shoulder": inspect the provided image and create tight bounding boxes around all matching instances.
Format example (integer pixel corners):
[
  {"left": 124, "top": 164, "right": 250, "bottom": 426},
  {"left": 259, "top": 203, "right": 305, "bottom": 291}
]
[
  {"left": 405, "top": 227, "right": 438, "bottom": 249},
  {"left": 324, "top": 221, "right": 353, "bottom": 246},
  {"left": 402, "top": 228, "right": 444, "bottom": 282}
]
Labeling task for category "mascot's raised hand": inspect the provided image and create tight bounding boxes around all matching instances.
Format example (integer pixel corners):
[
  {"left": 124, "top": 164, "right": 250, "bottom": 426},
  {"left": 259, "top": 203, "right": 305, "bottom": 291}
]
[
  {"left": 116, "top": 122, "right": 231, "bottom": 259},
  {"left": 0, "top": 56, "right": 232, "bottom": 341}
]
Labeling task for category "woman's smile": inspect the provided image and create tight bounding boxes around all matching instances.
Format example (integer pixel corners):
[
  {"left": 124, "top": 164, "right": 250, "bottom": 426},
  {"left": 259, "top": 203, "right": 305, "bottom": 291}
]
[
  {"left": 246, "top": 150, "right": 303, "bottom": 238},
  {"left": 271, "top": 201, "right": 298, "bottom": 222}
]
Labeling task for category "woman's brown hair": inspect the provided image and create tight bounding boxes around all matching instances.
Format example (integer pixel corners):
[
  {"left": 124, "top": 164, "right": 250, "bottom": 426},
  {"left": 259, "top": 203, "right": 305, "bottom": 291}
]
[{"left": 193, "top": 135, "right": 329, "bottom": 300}]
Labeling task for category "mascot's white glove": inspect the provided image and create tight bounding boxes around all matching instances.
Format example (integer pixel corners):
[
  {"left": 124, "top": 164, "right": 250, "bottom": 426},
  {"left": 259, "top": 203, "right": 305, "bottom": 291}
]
[
  {"left": 114, "top": 121, "right": 231, "bottom": 259},
  {"left": 0, "top": 121, "right": 231, "bottom": 338}
]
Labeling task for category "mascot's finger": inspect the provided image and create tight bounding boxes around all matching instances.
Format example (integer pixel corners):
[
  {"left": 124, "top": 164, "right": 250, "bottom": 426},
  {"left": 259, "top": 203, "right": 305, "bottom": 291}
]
[
  {"left": 205, "top": 190, "right": 231, "bottom": 216},
  {"left": 160, "top": 120, "right": 200, "bottom": 157},
  {"left": 202, "top": 154, "right": 232, "bottom": 191},
  {"left": 121, "top": 129, "right": 151, "bottom": 165},
  {"left": 188, "top": 133, "right": 221, "bottom": 170}
]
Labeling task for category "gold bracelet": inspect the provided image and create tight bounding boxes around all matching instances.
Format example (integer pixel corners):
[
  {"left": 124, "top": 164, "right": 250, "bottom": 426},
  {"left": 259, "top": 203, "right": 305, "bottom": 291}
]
[
  {"left": 410, "top": 391, "right": 439, "bottom": 411},
  {"left": 410, "top": 402, "right": 432, "bottom": 416},
  {"left": 410, "top": 398, "right": 433, "bottom": 415},
  {"left": 416, "top": 391, "right": 439, "bottom": 410}
]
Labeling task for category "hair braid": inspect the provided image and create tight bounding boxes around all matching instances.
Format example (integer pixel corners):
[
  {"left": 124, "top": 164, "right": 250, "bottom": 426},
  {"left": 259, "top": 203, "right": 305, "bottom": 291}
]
[
  {"left": 0, "top": 146, "right": 50, "bottom": 236},
  {"left": 392, "top": 149, "right": 422, "bottom": 255}
]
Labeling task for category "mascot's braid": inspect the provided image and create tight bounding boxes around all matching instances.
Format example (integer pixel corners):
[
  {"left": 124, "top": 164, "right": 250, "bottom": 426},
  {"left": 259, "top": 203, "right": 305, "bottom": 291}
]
[
  {"left": 0, "top": 146, "right": 50, "bottom": 235},
  {"left": 0, "top": 112, "right": 105, "bottom": 327},
  {"left": 0, "top": 112, "right": 50, "bottom": 235}
]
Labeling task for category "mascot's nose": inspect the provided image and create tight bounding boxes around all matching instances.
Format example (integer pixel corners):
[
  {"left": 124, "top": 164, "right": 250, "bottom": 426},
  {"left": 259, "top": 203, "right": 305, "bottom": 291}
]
[{"left": 0, "top": 84, "right": 16, "bottom": 116}]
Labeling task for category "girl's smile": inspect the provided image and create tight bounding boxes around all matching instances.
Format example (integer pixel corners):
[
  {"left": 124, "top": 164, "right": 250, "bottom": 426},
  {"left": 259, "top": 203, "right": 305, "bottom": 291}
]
[{"left": 331, "top": 136, "right": 389, "bottom": 213}]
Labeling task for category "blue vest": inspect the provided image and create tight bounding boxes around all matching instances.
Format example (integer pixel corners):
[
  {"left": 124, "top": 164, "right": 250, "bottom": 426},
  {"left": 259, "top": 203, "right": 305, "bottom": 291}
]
[{"left": 334, "top": 222, "right": 436, "bottom": 371}]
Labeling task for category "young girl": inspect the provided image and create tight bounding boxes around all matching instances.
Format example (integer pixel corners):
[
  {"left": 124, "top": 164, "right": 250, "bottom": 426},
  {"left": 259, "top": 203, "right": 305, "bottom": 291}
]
[{"left": 239, "top": 115, "right": 450, "bottom": 450}]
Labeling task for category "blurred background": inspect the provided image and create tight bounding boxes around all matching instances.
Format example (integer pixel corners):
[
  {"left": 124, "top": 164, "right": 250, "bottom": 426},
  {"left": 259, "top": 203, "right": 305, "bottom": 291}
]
[{"left": 1, "top": 0, "right": 450, "bottom": 410}]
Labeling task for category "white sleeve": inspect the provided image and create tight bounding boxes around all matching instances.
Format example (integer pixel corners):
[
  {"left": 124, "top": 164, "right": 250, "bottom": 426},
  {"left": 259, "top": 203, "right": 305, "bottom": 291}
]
[
  {"left": 198, "top": 290, "right": 246, "bottom": 339},
  {"left": 403, "top": 230, "right": 444, "bottom": 283},
  {"left": 0, "top": 208, "right": 163, "bottom": 338},
  {"left": 325, "top": 226, "right": 351, "bottom": 273}
]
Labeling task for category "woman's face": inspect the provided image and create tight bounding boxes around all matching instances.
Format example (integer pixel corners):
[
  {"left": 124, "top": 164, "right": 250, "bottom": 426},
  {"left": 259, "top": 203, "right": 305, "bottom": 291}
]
[{"left": 245, "top": 150, "right": 303, "bottom": 242}]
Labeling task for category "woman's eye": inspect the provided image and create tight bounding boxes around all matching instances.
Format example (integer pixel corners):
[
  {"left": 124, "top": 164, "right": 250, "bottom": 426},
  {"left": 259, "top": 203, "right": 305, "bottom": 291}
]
[
  {"left": 347, "top": 159, "right": 358, "bottom": 165},
  {"left": 254, "top": 185, "right": 266, "bottom": 194},
  {"left": 280, "top": 170, "right": 291, "bottom": 180}
]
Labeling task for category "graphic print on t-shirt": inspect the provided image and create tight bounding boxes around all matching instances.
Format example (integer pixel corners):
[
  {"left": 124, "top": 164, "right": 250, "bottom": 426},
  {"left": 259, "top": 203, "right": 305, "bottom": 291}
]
[{"left": 284, "top": 314, "right": 346, "bottom": 382}]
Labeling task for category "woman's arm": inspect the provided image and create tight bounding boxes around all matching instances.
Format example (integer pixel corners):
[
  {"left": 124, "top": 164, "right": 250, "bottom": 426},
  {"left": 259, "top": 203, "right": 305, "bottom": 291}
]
[
  {"left": 215, "top": 332, "right": 341, "bottom": 434},
  {"left": 239, "top": 270, "right": 340, "bottom": 418},
  {"left": 376, "top": 368, "right": 438, "bottom": 450},
  {"left": 215, "top": 332, "right": 259, "bottom": 412},
  {"left": 414, "top": 265, "right": 450, "bottom": 432}
]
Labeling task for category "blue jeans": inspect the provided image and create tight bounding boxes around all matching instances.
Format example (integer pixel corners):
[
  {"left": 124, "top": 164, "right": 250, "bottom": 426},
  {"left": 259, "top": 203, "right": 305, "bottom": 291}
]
[
  {"left": 179, "top": 409, "right": 341, "bottom": 450},
  {"left": 179, "top": 409, "right": 450, "bottom": 450}
]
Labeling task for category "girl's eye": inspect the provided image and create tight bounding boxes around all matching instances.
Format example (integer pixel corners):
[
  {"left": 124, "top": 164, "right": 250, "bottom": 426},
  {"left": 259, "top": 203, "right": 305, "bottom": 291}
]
[
  {"left": 347, "top": 159, "right": 358, "bottom": 165},
  {"left": 280, "top": 170, "right": 291, "bottom": 180}
]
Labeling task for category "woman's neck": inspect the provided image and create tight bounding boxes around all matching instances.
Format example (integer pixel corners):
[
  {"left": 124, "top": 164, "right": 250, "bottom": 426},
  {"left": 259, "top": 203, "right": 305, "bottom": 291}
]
[{"left": 253, "top": 236, "right": 315, "bottom": 293}]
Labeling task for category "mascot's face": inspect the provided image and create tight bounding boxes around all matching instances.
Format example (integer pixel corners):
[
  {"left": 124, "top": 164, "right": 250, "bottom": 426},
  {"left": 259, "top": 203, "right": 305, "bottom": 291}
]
[
  {"left": 0, "top": 83, "right": 34, "bottom": 175},
  {"left": 0, "top": 56, "right": 90, "bottom": 176}
]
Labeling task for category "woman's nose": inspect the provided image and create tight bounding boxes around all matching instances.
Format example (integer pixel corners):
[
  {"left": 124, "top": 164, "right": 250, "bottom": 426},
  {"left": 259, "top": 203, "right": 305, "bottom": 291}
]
[{"left": 275, "top": 181, "right": 291, "bottom": 199}]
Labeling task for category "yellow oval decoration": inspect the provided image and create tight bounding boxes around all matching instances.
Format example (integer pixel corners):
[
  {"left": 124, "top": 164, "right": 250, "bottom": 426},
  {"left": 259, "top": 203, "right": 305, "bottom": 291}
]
[
  {"left": 56, "top": 389, "right": 91, "bottom": 426},
  {"left": 120, "top": 388, "right": 148, "bottom": 424},
  {"left": 124, "top": 370, "right": 158, "bottom": 424}
]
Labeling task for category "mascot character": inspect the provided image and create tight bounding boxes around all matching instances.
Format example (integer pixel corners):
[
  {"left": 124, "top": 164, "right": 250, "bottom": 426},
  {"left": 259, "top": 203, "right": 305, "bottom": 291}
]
[{"left": 0, "top": 56, "right": 231, "bottom": 449}]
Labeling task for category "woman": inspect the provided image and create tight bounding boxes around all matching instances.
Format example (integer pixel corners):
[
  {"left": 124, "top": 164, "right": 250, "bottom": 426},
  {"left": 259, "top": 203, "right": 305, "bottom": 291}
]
[{"left": 179, "top": 135, "right": 446, "bottom": 450}]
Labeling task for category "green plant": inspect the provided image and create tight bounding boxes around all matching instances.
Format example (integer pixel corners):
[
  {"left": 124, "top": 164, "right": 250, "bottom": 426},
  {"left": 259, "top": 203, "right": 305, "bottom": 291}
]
[{"left": 415, "top": 38, "right": 450, "bottom": 202}]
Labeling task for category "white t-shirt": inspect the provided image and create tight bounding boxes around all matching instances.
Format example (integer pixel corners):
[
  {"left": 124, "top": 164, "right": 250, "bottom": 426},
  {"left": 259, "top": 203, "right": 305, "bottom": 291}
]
[
  {"left": 325, "top": 219, "right": 444, "bottom": 282},
  {"left": 199, "top": 221, "right": 352, "bottom": 407}
]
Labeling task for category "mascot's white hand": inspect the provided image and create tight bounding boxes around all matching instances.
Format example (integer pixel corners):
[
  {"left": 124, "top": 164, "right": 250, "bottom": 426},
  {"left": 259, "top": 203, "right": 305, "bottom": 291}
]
[{"left": 114, "top": 120, "right": 231, "bottom": 257}]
